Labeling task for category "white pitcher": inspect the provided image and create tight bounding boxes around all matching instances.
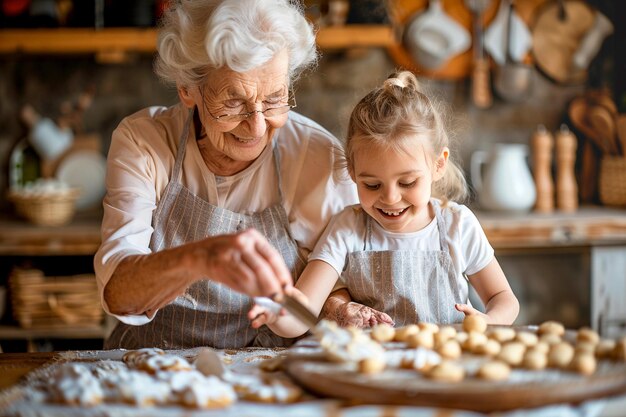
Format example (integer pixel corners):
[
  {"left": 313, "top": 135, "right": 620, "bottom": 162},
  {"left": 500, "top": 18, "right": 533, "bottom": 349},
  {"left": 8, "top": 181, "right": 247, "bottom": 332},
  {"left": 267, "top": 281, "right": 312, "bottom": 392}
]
[{"left": 470, "top": 144, "right": 536, "bottom": 211}]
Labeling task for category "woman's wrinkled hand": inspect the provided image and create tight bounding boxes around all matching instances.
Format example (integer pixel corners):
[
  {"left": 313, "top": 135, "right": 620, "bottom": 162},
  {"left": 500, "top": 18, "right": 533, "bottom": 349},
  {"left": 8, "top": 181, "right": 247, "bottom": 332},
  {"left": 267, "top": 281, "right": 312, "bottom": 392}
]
[
  {"left": 327, "top": 301, "right": 394, "bottom": 328},
  {"left": 192, "top": 228, "right": 293, "bottom": 298}
]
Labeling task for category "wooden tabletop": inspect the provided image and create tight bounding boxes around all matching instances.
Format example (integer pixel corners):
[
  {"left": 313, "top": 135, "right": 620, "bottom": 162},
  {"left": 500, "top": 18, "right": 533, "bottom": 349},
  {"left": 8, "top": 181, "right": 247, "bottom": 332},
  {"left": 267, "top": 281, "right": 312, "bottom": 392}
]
[{"left": 0, "top": 351, "right": 56, "bottom": 390}]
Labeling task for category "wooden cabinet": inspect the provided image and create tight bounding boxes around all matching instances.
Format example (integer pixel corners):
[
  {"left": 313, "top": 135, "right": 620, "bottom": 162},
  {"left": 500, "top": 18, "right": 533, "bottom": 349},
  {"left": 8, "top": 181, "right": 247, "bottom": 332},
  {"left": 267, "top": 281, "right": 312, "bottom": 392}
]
[{"left": 0, "top": 212, "right": 114, "bottom": 352}]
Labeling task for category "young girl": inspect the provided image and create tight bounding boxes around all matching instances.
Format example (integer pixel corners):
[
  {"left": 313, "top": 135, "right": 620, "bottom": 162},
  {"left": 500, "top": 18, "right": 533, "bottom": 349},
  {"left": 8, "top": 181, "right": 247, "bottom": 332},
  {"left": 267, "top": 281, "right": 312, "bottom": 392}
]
[{"left": 249, "top": 71, "right": 519, "bottom": 337}]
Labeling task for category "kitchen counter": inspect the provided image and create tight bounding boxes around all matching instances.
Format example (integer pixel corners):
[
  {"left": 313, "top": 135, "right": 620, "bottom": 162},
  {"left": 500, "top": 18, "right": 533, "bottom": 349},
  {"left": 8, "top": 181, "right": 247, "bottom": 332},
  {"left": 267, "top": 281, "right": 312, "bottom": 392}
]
[{"left": 1, "top": 349, "right": 625, "bottom": 417}]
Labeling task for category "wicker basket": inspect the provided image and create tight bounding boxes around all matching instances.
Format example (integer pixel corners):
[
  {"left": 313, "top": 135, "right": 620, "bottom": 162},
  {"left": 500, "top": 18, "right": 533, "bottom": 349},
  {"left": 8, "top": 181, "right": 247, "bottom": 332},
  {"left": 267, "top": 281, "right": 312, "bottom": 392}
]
[
  {"left": 8, "top": 268, "right": 103, "bottom": 329},
  {"left": 8, "top": 188, "right": 80, "bottom": 226},
  {"left": 599, "top": 157, "right": 626, "bottom": 207}
]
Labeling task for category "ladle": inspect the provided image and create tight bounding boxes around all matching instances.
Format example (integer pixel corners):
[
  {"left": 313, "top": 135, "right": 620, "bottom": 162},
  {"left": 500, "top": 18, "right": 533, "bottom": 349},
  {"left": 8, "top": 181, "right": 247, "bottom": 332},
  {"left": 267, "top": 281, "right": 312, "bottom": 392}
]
[{"left": 493, "top": 0, "right": 532, "bottom": 102}]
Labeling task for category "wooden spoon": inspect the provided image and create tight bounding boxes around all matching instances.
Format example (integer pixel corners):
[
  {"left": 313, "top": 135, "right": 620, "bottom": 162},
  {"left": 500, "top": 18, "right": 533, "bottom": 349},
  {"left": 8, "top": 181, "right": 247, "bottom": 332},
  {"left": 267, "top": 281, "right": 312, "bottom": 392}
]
[
  {"left": 616, "top": 114, "right": 626, "bottom": 157},
  {"left": 568, "top": 97, "right": 611, "bottom": 154},
  {"left": 588, "top": 106, "right": 619, "bottom": 155}
]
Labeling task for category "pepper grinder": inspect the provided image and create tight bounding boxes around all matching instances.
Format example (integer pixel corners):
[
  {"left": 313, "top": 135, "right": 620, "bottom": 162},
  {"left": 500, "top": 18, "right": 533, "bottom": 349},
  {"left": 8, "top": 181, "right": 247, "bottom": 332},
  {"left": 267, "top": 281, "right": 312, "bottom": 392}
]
[
  {"left": 531, "top": 125, "right": 554, "bottom": 212},
  {"left": 555, "top": 124, "right": 578, "bottom": 212}
]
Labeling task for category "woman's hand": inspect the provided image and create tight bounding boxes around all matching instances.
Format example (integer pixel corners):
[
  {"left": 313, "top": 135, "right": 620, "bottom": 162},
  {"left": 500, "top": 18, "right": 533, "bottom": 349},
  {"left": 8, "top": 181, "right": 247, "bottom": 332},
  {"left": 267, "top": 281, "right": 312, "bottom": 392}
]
[
  {"left": 327, "top": 301, "right": 394, "bottom": 328},
  {"left": 190, "top": 228, "right": 293, "bottom": 298}
]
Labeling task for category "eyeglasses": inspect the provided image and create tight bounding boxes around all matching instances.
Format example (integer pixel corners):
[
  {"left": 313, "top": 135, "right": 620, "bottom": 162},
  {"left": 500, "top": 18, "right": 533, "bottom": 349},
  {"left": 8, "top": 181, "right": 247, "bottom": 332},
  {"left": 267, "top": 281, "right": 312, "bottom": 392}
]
[{"left": 202, "top": 90, "right": 297, "bottom": 124}]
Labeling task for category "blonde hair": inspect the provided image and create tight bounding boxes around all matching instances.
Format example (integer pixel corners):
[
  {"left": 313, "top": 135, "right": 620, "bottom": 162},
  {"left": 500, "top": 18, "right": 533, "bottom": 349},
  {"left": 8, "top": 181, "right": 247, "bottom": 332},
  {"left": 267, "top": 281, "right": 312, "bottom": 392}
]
[
  {"left": 346, "top": 71, "right": 467, "bottom": 203},
  {"left": 155, "top": 0, "right": 318, "bottom": 88}
]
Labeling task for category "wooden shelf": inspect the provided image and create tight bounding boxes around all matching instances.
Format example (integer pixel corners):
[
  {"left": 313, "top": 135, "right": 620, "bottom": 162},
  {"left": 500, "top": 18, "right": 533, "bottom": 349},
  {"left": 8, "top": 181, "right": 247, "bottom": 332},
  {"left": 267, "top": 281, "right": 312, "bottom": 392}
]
[
  {"left": 0, "top": 25, "right": 396, "bottom": 56},
  {"left": 0, "top": 324, "right": 107, "bottom": 340},
  {"left": 0, "top": 212, "right": 102, "bottom": 256}
]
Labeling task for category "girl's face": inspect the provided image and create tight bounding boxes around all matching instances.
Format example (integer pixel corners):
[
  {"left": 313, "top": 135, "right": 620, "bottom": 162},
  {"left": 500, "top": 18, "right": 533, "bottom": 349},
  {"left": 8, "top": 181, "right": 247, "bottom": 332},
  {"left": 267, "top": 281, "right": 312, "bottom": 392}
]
[
  {"left": 178, "top": 49, "right": 291, "bottom": 175},
  {"left": 351, "top": 140, "right": 448, "bottom": 233}
]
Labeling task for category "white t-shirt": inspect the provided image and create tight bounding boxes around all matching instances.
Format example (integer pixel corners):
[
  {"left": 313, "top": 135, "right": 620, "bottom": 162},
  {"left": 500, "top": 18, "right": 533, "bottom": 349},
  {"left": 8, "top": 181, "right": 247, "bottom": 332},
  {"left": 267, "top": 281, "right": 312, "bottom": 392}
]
[
  {"left": 311, "top": 200, "right": 494, "bottom": 282},
  {"left": 94, "top": 103, "right": 358, "bottom": 319}
]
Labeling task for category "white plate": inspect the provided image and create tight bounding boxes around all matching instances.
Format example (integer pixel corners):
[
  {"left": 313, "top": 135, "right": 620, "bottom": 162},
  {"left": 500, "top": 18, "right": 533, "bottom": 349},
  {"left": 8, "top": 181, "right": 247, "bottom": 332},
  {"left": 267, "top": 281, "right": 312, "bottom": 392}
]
[{"left": 56, "top": 150, "right": 107, "bottom": 211}]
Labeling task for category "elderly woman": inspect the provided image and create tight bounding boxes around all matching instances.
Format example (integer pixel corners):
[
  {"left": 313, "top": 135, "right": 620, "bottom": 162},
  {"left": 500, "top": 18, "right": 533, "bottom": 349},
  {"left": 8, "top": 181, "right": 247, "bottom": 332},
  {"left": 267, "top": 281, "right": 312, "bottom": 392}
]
[{"left": 94, "top": 0, "right": 361, "bottom": 350}]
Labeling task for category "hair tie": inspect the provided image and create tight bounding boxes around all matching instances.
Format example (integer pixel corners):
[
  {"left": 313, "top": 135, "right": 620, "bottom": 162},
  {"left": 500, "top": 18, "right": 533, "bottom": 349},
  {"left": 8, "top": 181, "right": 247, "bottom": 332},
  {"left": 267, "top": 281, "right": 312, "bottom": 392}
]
[{"left": 385, "top": 78, "right": 405, "bottom": 89}]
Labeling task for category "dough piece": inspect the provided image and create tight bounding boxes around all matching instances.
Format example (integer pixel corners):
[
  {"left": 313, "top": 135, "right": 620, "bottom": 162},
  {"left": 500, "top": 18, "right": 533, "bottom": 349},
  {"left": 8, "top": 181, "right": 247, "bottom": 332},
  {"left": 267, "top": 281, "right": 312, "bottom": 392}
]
[
  {"left": 538, "top": 320, "right": 565, "bottom": 337},
  {"left": 533, "top": 341, "right": 550, "bottom": 355},
  {"left": 523, "top": 347, "right": 548, "bottom": 370},
  {"left": 613, "top": 337, "right": 626, "bottom": 361},
  {"left": 548, "top": 342, "right": 575, "bottom": 369},
  {"left": 50, "top": 364, "right": 104, "bottom": 406},
  {"left": 570, "top": 353, "right": 596, "bottom": 376},
  {"left": 314, "top": 320, "right": 385, "bottom": 363},
  {"left": 425, "top": 360, "right": 465, "bottom": 382},
  {"left": 359, "top": 357, "right": 386, "bottom": 374},
  {"left": 497, "top": 342, "right": 526, "bottom": 366},
  {"left": 575, "top": 341, "right": 596, "bottom": 355},
  {"left": 107, "top": 370, "right": 171, "bottom": 406},
  {"left": 139, "top": 354, "right": 193, "bottom": 374},
  {"left": 238, "top": 378, "right": 302, "bottom": 403},
  {"left": 434, "top": 326, "right": 457, "bottom": 347},
  {"left": 539, "top": 333, "right": 562, "bottom": 346},
  {"left": 487, "top": 327, "right": 516, "bottom": 343},
  {"left": 476, "top": 360, "right": 511, "bottom": 381},
  {"left": 370, "top": 324, "right": 395, "bottom": 343},
  {"left": 595, "top": 339, "right": 616, "bottom": 359},
  {"left": 418, "top": 322, "right": 440, "bottom": 333},
  {"left": 474, "top": 339, "right": 501, "bottom": 357},
  {"left": 180, "top": 375, "right": 236, "bottom": 408},
  {"left": 394, "top": 324, "right": 419, "bottom": 342},
  {"left": 462, "top": 331, "right": 488, "bottom": 353},
  {"left": 515, "top": 331, "right": 539, "bottom": 347},
  {"left": 455, "top": 331, "right": 469, "bottom": 345},
  {"left": 122, "top": 348, "right": 165, "bottom": 368},
  {"left": 576, "top": 327, "right": 600, "bottom": 345},
  {"left": 258, "top": 356, "right": 284, "bottom": 372},
  {"left": 463, "top": 315, "right": 487, "bottom": 334},
  {"left": 406, "top": 331, "right": 434, "bottom": 349},
  {"left": 399, "top": 347, "right": 441, "bottom": 371},
  {"left": 436, "top": 339, "right": 462, "bottom": 360}
]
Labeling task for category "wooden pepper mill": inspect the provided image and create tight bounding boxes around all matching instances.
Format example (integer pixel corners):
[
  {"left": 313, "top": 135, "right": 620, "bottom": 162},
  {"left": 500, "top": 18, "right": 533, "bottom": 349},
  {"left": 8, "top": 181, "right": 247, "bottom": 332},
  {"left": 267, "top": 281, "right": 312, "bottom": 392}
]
[
  {"left": 555, "top": 124, "right": 578, "bottom": 212},
  {"left": 531, "top": 125, "right": 554, "bottom": 212}
]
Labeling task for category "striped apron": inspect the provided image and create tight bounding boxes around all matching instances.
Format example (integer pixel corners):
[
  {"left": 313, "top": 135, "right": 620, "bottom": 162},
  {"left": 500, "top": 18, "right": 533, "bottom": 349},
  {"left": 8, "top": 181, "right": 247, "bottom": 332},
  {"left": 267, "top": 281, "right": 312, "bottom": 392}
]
[
  {"left": 105, "top": 109, "right": 306, "bottom": 350},
  {"left": 344, "top": 200, "right": 466, "bottom": 326}
]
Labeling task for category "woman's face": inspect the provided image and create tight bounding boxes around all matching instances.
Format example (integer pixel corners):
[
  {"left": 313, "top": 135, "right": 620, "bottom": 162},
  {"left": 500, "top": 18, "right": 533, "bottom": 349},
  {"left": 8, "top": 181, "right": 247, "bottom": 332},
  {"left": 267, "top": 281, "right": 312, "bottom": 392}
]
[{"left": 181, "top": 50, "right": 291, "bottom": 174}]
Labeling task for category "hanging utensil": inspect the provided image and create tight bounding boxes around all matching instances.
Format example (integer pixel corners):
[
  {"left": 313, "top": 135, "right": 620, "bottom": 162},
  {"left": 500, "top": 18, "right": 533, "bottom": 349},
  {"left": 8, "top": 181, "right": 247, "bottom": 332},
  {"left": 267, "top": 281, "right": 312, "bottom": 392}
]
[
  {"left": 494, "top": 0, "right": 532, "bottom": 102},
  {"left": 465, "top": 0, "right": 492, "bottom": 109}
]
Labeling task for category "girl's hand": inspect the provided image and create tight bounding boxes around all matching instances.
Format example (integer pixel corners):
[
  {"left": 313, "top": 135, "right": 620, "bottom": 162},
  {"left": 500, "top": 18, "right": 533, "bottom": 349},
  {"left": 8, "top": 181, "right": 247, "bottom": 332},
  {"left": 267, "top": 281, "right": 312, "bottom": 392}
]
[
  {"left": 248, "top": 287, "right": 309, "bottom": 329},
  {"left": 329, "top": 301, "right": 395, "bottom": 328},
  {"left": 455, "top": 303, "right": 491, "bottom": 323}
]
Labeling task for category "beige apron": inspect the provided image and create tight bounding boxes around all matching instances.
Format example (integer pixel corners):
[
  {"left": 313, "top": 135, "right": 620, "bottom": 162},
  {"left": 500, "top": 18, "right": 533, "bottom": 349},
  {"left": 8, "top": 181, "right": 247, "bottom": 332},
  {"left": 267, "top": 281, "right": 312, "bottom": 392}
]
[
  {"left": 344, "top": 200, "right": 466, "bottom": 326},
  {"left": 105, "top": 109, "right": 306, "bottom": 349}
]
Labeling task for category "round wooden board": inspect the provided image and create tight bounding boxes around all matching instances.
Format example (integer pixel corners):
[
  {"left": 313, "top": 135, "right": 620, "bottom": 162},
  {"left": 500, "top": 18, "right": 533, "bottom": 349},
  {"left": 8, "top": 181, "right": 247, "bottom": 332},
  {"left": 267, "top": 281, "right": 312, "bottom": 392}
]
[{"left": 284, "top": 331, "right": 626, "bottom": 413}]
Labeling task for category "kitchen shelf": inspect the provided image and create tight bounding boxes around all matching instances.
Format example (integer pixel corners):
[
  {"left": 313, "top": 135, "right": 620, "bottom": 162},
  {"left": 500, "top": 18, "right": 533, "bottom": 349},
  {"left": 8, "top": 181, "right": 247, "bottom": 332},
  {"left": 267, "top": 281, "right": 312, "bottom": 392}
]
[{"left": 0, "top": 25, "right": 397, "bottom": 56}]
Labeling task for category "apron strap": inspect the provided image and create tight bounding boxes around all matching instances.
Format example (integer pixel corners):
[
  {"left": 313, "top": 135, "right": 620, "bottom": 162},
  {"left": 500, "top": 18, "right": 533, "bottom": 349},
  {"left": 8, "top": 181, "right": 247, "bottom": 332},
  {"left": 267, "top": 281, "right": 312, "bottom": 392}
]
[{"left": 431, "top": 199, "right": 449, "bottom": 254}]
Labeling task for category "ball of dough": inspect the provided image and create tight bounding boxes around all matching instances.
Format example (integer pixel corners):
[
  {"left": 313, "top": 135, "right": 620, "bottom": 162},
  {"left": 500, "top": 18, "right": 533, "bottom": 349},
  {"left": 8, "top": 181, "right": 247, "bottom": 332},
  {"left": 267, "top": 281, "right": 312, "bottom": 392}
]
[
  {"left": 515, "top": 331, "right": 539, "bottom": 347},
  {"left": 474, "top": 339, "right": 502, "bottom": 357},
  {"left": 570, "top": 353, "right": 596, "bottom": 375},
  {"left": 522, "top": 347, "right": 548, "bottom": 370},
  {"left": 576, "top": 327, "right": 599, "bottom": 345},
  {"left": 487, "top": 327, "right": 516, "bottom": 343},
  {"left": 437, "top": 340, "right": 462, "bottom": 360},
  {"left": 426, "top": 361, "right": 465, "bottom": 382},
  {"left": 497, "top": 342, "right": 526, "bottom": 366},
  {"left": 418, "top": 322, "right": 440, "bottom": 333},
  {"left": 538, "top": 321, "right": 565, "bottom": 337},
  {"left": 462, "top": 331, "right": 488, "bottom": 352},
  {"left": 394, "top": 325, "right": 419, "bottom": 342},
  {"left": 370, "top": 324, "right": 395, "bottom": 343},
  {"left": 476, "top": 360, "right": 511, "bottom": 381},
  {"left": 595, "top": 339, "right": 616, "bottom": 359},
  {"left": 406, "top": 331, "right": 434, "bottom": 350},
  {"left": 463, "top": 315, "right": 487, "bottom": 334},
  {"left": 548, "top": 342, "right": 575, "bottom": 369},
  {"left": 359, "top": 357, "right": 386, "bottom": 374}
]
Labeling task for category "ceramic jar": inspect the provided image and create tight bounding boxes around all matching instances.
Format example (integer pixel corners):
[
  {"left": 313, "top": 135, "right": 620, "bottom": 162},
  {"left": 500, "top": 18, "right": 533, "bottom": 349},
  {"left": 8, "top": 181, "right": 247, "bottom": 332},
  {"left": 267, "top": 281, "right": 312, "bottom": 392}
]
[{"left": 471, "top": 144, "right": 536, "bottom": 211}]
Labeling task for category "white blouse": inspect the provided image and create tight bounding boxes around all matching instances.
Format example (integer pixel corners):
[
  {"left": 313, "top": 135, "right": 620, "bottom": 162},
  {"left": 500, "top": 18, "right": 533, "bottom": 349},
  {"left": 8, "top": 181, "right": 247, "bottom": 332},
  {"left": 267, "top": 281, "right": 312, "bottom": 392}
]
[{"left": 94, "top": 103, "right": 358, "bottom": 315}]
